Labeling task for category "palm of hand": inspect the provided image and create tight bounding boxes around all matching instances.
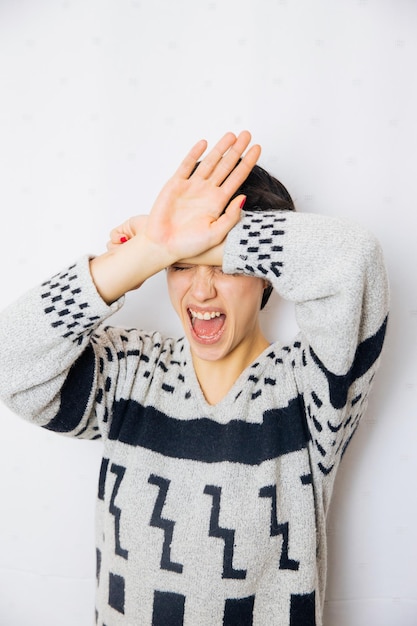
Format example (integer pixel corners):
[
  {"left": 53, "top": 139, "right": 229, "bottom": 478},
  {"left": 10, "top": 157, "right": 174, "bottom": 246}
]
[
  {"left": 146, "top": 174, "right": 236, "bottom": 262},
  {"left": 108, "top": 131, "right": 261, "bottom": 266}
]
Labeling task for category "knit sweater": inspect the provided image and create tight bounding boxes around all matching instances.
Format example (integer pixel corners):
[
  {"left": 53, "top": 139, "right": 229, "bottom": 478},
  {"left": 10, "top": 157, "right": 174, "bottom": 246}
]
[{"left": 0, "top": 210, "right": 389, "bottom": 626}]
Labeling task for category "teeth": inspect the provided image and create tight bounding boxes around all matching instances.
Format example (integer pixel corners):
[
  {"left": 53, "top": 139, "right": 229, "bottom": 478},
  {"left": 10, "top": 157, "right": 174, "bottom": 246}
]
[{"left": 190, "top": 309, "right": 221, "bottom": 321}]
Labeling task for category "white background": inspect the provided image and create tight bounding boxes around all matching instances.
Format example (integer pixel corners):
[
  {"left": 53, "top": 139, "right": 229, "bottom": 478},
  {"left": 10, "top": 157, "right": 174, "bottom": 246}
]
[{"left": 0, "top": 1, "right": 416, "bottom": 624}]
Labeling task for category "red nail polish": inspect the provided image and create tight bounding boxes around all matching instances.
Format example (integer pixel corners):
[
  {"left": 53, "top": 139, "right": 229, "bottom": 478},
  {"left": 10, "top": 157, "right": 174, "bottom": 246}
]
[
  {"left": 240, "top": 197, "right": 246, "bottom": 209},
  {"left": 120, "top": 236, "right": 128, "bottom": 243}
]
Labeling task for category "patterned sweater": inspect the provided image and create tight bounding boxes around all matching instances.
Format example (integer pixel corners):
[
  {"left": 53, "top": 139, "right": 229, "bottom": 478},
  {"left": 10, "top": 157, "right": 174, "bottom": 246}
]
[{"left": 0, "top": 211, "right": 389, "bottom": 626}]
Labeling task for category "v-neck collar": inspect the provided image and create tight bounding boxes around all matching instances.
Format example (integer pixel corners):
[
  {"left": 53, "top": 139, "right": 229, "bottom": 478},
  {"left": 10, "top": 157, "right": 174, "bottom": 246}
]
[{"left": 182, "top": 340, "right": 276, "bottom": 419}]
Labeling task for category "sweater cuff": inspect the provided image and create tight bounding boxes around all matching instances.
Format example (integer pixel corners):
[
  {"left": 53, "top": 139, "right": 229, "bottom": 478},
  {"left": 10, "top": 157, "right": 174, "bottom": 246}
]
[
  {"left": 39, "top": 255, "right": 124, "bottom": 343},
  {"left": 223, "top": 210, "right": 287, "bottom": 278}
]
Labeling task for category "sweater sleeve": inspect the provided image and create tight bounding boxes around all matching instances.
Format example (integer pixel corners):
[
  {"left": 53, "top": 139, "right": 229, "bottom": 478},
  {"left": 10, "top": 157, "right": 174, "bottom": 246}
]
[
  {"left": 223, "top": 210, "right": 389, "bottom": 483},
  {"left": 224, "top": 210, "right": 389, "bottom": 375},
  {"left": 0, "top": 255, "right": 123, "bottom": 439}
]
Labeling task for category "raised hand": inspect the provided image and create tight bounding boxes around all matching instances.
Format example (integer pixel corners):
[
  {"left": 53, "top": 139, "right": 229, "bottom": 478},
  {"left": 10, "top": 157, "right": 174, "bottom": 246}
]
[
  {"left": 92, "top": 131, "right": 261, "bottom": 303},
  {"left": 110, "top": 131, "right": 260, "bottom": 264}
]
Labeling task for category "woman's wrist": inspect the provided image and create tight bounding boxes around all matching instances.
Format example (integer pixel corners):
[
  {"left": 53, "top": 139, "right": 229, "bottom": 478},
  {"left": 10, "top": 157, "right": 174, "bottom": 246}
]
[
  {"left": 90, "top": 234, "right": 172, "bottom": 304},
  {"left": 175, "top": 240, "right": 225, "bottom": 268}
]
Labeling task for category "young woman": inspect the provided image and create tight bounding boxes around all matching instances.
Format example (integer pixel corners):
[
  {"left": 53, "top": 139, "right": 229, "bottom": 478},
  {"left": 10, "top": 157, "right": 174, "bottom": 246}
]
[{"left": 0, "top": 131, "right": 389, "bottom": 625}]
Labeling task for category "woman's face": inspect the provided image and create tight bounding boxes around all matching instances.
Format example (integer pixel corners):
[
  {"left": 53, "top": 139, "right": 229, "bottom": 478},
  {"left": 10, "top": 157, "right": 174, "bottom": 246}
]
[{"left": 166, "top": 264, "right": 267, "bottom": 366}]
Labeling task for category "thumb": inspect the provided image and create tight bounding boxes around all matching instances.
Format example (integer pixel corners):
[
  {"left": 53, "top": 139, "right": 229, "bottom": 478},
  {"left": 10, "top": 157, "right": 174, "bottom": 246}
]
[
  {"left": 222, "top": 194, "right": 246, "bottom": 227},
  {"left": 207, "top": 195, "right": 245, "bottom": 247}
]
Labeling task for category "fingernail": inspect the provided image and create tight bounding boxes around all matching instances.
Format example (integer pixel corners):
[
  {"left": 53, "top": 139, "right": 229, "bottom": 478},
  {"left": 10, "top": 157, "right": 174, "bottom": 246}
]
[
  {"left": 120, "top": 236, "right": 128, "bottom": 243},
  {"left": 239, "top": 197, "right": 246, "bottom": 209}
]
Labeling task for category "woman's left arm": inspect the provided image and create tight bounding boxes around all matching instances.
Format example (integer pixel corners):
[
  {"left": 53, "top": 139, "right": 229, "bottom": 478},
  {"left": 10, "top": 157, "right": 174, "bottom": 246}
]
[
  {"left": 223, "top": 210, "right": 389, "bottom": 378},
  {"left": 222, "top": 210, "right": 389, "bottom": 484}
]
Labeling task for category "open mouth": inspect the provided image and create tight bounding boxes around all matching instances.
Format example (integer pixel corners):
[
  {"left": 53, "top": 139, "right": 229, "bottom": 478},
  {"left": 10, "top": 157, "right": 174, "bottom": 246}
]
[{"left": 188, "top": 308, "right": 226, "bottom": 342}]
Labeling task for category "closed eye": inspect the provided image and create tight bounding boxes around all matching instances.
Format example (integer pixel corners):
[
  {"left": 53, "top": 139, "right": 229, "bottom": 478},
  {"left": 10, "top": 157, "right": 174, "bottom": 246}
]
[
  {"left": 168, "top": 264, "right": 194, "bottom": 272},
  {"left": 168, "top": 264, "right": 226, "bottom": 274}
]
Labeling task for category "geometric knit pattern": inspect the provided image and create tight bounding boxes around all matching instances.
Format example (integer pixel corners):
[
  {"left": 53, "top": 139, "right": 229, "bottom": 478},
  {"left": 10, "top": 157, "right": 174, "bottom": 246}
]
[
  {"left": 0, "top": 210, "right": 389, "bottom": 626},
  {"left": 40, "top": 264, "right": 101, "bottom": 344}
]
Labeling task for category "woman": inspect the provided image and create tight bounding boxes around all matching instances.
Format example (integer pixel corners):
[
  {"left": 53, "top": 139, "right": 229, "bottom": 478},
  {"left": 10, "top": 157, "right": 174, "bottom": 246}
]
[{"left": 0, "top": 131, "right": 389, "bottom": 625}]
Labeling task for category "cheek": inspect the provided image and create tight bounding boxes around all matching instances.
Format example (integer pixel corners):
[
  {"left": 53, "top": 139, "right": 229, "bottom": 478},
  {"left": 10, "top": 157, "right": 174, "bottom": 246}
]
[
  {"left": 224, "top": 278, "right": 264, "bottom": 315},
  {"left": 236, "top": 277, "right": 265, "bottom": 300},
  {"left": 166, "top": 276, "right": 179, "bottom": 311},
  {"left": 166, "top": 275, "right": 187, "bottom": 315}
]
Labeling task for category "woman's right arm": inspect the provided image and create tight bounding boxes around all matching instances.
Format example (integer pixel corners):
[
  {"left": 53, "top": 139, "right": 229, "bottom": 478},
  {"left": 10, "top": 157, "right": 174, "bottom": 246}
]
[
  {"left": 0, "top": 255, "right": 123, "bottom": 435},
  {"left": 0, "top": 131, "right": 260, "bottom": 433},
  {"left": 90, "top": 131, "right": 259, "bottom": 304}
]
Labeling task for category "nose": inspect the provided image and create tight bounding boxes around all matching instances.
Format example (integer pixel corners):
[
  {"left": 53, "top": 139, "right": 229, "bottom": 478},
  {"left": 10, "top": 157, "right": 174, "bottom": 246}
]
[{"left": 190, "top": 266, "right": 217, "bottom": 301}]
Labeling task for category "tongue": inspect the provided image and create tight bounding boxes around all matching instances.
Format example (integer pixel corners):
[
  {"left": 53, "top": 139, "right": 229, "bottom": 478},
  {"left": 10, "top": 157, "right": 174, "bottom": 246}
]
[{"left": 193, "top": 315, "right": 225, "bottom": 338}]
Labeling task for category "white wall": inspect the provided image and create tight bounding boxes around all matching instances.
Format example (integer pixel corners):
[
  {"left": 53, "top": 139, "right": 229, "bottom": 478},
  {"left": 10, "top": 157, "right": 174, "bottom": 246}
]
[{"left": 0, "top": 1, "right": 415, "bottom": 624}]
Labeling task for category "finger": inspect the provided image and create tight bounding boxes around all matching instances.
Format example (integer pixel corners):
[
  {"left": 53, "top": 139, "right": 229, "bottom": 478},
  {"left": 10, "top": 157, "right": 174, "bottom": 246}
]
[
  {"left": 106, "top": 233, "right": 130, "bottom": 251},
  {"left": 109, "top": 225, "right": 128, "bottom": 245},
  {"left": 108, "top": 215, "right": 147, "bottom": 245},
  {"left": 208, "top": 130, "right": 253, "bottom": 186},
  {"left": 220, "top": 143, "right": 262, "bottom": 198},
  {"left": 207, "top": 194, "right": 243, "bottom": 244},
  {"left": 108, "top": 226, "right": 133, "bottom": 249},
  {"left": 174, "top": 139, "right": 208, "bottom": 179},
  {"left": 192, "top": 131, "right": 238, "bottom": 180}
]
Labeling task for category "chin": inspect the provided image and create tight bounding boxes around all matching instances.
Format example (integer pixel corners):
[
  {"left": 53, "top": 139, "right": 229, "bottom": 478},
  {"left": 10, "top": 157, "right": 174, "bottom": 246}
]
[{"left": 188, "top": 338, "right": 231, "bottom": 363}]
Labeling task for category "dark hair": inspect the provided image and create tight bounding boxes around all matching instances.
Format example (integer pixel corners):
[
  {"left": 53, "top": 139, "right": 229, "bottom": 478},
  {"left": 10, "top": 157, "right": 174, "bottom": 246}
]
[{"left": 231, "top": 163, "right": 296, "bottom": 309}]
